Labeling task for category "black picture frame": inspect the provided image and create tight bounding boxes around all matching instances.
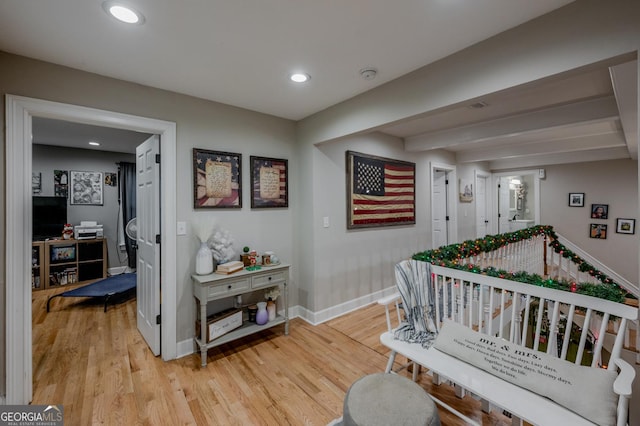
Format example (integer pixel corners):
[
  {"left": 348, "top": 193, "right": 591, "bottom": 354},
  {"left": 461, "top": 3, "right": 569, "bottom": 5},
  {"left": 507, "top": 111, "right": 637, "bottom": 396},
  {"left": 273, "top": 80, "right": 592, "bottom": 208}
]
[
  {"left": 346, "top": 150, "right": 415, "bottom": 229},
  {"left": 193, "top": 148, "right": 242, "bottom": 209},
  {"left": 589, "top": 223, "right": 607, "bottom": 239},
  {"left": 590, "top": 204, "right": 608, "bottom": 219},
  {"left": 250, "top": 156, "right": 289, "bottom": 208},
  {"left": 568, "top": 192, "right": 584, "bottom": 207},
  {"left": 616, "top": 218, "right": 635, "bottom": 235}
]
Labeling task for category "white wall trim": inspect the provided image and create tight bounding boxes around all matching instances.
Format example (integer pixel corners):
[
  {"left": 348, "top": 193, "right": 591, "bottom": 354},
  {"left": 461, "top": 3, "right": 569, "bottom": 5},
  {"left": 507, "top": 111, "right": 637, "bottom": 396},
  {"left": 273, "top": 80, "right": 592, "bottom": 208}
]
[
  {"left": 297, "top": 287, "right": 397, "bottom": 326},
  {"left": 430, "top": 162, "right": 458, "bottom": 247},
  {"left": 5, "top": 95, "right": 177, "bottom": 404}
]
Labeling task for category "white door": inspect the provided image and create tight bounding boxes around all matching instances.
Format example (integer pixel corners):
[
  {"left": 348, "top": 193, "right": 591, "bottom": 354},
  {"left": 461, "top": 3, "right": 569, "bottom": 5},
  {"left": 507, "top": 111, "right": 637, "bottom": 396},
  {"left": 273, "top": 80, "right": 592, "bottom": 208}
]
[
  {"left": 498, "top": 177, "right": 511, "bottom": 233},
  {"left": 136, "top": 135, "right": 161, "bottom": 355},
  {"left": 476, "top": 175, "right": 489, "bottom": 238},
  {"left": 432, "top": 169, "right": 449, "bottom": 248}
]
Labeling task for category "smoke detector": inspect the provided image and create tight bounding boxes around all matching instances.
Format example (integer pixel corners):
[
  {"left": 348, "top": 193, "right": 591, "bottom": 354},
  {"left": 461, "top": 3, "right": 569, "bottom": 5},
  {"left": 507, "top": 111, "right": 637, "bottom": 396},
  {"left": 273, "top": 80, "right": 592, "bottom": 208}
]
[{"left": 360, "top": 68, "right": 378, "bottom": 81}]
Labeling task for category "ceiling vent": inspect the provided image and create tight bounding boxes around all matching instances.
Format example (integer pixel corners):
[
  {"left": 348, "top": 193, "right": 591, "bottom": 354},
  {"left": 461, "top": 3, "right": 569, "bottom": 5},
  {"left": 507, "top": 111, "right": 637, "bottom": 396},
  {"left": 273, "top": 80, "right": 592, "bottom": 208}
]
[{"left": 469, "top": 101, "right": 489, "bottom": 109}]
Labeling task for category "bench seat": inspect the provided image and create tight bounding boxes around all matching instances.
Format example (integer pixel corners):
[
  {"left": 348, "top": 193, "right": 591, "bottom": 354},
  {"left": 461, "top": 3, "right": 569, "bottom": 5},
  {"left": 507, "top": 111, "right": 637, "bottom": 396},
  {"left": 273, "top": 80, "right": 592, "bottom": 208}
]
[
  {"left": 379, "top": 260, "right": 637, "bottom": 426},
  {"left": 382, "top": 331, "right": 623, "bottom": 425}
]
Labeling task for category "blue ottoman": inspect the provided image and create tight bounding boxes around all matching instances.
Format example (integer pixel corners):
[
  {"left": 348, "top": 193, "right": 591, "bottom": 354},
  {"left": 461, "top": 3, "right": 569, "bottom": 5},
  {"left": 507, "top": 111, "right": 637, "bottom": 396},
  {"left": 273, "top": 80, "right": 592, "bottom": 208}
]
[{"left": 339, "top": 373, "right": 441, "bottom": 426}]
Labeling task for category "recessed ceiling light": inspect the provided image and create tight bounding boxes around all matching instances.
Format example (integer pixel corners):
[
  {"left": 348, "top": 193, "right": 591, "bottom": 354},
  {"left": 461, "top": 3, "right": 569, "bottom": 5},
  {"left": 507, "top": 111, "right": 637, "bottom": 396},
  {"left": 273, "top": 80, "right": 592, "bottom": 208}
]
[
  {"left": 89, "top": 141, "right": 101, "bottom": 147},
  {"left": 102, "top": 1, "right": 145, "bottom": 25},
  {"left": 290, "top": 73, "right": 310, "bottom": 83}
]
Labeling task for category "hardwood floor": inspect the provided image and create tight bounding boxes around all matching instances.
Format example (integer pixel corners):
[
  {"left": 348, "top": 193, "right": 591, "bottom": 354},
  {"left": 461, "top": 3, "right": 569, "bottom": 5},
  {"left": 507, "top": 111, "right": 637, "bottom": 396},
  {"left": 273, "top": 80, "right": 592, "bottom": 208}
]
[{"left": 33, "top": 288, "right": 512, "bottom": 425}]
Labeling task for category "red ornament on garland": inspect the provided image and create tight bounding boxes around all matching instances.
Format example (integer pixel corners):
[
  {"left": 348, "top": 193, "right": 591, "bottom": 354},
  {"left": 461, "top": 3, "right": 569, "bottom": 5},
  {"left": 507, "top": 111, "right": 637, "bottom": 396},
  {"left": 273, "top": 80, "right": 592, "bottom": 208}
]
[{"left": 570, "top": 282, "right": 577, "bottom": 292}]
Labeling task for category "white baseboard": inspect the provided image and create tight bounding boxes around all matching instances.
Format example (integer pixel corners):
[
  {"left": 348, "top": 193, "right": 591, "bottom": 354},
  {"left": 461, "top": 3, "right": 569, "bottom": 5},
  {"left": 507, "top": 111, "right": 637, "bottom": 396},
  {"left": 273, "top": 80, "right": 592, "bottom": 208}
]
[
  {"left": 176, "top": 287, "right": 396, "bottom": 358},
  {"left": 0, "top": 395, "right": 5, "bottom": 405},
  {"left": 292, "top": 286, "right": 397, "bottom": 326},
  {"left": 177, "top": 338, "right": 196, "bottom": 359}
]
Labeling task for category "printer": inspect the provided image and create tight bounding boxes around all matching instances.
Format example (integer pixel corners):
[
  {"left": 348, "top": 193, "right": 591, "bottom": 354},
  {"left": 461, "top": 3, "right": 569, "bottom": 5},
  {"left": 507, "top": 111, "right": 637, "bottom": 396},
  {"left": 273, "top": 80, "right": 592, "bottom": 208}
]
[{"left": 74, "top": 221, "right": 104, "bottom": 240}]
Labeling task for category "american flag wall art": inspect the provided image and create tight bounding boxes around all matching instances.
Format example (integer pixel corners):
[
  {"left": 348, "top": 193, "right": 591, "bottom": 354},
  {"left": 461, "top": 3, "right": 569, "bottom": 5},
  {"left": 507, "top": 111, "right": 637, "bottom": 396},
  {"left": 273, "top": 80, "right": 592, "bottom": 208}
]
[{"left": 346, "top": 151, "right": 415, "bottom": 229}]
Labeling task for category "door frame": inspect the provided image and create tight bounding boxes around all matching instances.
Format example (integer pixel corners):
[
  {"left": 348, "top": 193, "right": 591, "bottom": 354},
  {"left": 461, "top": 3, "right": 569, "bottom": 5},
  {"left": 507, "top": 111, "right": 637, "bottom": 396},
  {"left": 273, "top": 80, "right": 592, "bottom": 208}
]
[
  {"left": 430, "top": 162, "right": 457, "bottom": 248},
  {"left": 5, "top": 95, "right": 177, "bottom": 404},
  {"left": 491, "top": 169, "right": 541, "bottom": 235},
  {"left": 474, "top": 170, "right": 492, "bottom": 238}
]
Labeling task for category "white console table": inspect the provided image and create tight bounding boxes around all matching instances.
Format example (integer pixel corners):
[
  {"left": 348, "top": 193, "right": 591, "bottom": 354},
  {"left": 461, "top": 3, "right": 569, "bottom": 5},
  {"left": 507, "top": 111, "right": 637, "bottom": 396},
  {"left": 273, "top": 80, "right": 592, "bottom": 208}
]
[{"left": 192, "top": 263, "right": 289, "bottom": 367}]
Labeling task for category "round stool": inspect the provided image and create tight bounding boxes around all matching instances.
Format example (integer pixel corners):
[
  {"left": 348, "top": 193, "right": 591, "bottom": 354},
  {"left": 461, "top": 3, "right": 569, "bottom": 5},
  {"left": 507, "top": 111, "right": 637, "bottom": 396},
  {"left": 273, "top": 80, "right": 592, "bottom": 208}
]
[{"left": 340, "top": 373, "right": 440, "bottom": 426}]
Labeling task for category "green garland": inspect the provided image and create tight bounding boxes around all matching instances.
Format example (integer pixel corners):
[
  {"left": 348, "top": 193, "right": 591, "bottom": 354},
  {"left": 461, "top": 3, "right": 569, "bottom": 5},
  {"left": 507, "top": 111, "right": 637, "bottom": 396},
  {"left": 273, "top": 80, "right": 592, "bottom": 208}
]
[{"left": 412, "top": 225, "right": 630, "bottom": 303}]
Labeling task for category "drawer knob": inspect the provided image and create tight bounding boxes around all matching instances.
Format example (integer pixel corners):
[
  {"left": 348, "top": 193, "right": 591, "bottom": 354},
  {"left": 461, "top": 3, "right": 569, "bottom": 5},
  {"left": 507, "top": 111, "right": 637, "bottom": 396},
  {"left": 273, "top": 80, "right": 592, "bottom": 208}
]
[
  {"left": 268, "top": 277, "right": 272, "bottom": 281},
  {"left": 228, "top": 285, "right": 232, "bottom": 289}
]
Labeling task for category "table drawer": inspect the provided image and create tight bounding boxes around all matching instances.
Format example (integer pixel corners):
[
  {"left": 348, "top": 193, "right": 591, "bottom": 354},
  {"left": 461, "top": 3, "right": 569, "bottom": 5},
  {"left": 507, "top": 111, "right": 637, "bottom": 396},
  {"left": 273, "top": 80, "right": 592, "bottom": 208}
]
[
  {"left": 208, "top": 277, "right": 250, "bottom": 298},
  {"left": 252, "top": 271, "right": 286, "bottom": 289}
]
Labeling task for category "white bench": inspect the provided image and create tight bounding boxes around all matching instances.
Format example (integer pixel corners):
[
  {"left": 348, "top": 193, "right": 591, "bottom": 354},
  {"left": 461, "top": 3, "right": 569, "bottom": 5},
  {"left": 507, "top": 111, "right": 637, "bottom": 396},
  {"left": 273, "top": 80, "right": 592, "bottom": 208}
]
[{"left": 380, "top": 260, "right": 637, "bottom": 426}]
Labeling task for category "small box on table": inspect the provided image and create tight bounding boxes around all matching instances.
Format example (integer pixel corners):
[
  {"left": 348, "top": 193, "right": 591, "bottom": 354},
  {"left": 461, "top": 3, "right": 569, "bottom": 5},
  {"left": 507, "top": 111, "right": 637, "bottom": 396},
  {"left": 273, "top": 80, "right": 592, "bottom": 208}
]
[{"left": 196, "top": 307, "right": 243, "bottom": 342}]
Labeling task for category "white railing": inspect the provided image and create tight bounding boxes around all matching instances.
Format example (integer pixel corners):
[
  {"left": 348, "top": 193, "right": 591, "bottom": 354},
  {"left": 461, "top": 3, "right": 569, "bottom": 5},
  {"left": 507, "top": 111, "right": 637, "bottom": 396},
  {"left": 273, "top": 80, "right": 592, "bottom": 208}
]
[{"left": 449, "top": 229, "right": 639, "bottom": 355}]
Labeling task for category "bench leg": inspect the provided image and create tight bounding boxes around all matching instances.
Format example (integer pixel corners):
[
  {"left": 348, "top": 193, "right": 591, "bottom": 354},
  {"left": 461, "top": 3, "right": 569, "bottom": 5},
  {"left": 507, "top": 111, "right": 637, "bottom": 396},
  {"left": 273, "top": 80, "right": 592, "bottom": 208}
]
[
  {"left": 454, "top": 384, "right": 466, "bottom": 399},
  {"left": 411, "top": 362, "right": 420, "bottom": 381},
  {"left": 481, "top": 399, "right": 491, "bottom": 413},
  {"left": 385, "top": 351, "right": 397, "bottom": 374},
  {"left": 432, "top": 372, "right": 445, "bottom": 386}
]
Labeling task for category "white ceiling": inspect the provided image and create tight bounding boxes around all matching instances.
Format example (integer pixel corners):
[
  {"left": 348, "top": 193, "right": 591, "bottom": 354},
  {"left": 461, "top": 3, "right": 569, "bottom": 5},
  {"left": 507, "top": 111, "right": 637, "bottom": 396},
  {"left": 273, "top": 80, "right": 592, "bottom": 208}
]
[{"left": 2, "top": 0, "right": 638, "bottom": 167}]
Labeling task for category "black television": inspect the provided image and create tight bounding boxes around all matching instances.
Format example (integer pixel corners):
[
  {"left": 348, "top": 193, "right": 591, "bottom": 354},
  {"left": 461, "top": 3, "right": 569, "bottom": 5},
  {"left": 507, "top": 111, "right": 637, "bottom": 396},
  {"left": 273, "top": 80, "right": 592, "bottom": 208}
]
[{"left": 33, "top": 196, "right": 68, "bottom": 241}]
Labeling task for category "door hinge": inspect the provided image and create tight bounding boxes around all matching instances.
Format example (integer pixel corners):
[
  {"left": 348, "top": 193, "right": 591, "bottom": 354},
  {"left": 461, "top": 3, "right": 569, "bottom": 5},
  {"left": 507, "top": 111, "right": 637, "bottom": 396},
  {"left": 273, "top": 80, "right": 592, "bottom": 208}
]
[
  {"left": 155, "top": 154, "right": 160, "bottom": 164},
  {"left": 156, "top": 234, "right": 161, "bottom": 244},
  {"left": 446, "top": 216, "right": 450, "bottom": 221},
  {"left": 445, "top": 179, "right": 449, "bottom": 185},
  {"left": 498, "top": 213, "right": 502, "bottom": 218},
  {"left": 156, "top": 314, "right": 161, "bottom": 325}
]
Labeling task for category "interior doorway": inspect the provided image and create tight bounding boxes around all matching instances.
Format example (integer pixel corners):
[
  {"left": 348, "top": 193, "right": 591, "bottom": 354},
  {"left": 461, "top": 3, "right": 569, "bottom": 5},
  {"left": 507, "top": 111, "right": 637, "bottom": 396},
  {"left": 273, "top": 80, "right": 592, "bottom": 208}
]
[
  {"left": 430, "top": 162, "right": 457, "bottom": 248},
  {"left": 493, "top": 170, "right": 541, "bottom": 234},
  {"left": 475, "top": 171, "right": 491, "bottom": 238},
  {"left": 5, "top": 95, "right": 177, "bottom": 404}
]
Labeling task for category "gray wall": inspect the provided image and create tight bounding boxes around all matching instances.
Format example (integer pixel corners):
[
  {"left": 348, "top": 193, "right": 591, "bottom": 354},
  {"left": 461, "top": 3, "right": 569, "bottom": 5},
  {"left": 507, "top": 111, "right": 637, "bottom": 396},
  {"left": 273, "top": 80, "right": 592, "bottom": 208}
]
[
  {"left": 541, "top": 159, "right": 639, "bottom": 283},
  {"left": 0, "top": 50, "right": 297, "bottom": 396},
  {"left": 32, "top": 145, "right": 135, "bottom": 269}
]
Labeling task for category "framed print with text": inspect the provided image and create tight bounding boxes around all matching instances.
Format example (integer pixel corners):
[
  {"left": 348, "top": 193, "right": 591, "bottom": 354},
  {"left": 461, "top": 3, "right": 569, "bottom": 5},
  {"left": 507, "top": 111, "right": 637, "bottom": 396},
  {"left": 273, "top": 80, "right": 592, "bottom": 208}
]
[
  {"left": 193, "top": 148, "right": 242, "bottom": 209},
  {"left": 250, "top": 156, "right": 288, "bottom": 208}
]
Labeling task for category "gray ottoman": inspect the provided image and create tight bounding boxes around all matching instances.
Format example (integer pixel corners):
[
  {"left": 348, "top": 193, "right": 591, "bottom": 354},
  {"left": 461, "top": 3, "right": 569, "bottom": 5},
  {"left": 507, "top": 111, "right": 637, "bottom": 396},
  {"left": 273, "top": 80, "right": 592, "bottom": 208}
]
[{"left": 340, "top": 373, "right": 440, "bottom": 426}]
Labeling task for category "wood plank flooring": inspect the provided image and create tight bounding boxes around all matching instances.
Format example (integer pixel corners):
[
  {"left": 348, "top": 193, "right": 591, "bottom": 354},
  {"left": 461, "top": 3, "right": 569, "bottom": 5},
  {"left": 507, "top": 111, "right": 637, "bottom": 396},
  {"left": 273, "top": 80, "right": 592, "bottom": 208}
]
[{"left": 33, "top": 288, "right": 513, "bottom": 425}]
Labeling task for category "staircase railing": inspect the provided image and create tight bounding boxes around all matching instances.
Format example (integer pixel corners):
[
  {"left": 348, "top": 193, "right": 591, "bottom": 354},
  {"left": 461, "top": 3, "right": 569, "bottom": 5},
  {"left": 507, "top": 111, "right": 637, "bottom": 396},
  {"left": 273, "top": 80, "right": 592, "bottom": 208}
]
[{"left": 413, "top": 225, "right": 639, "bottom": 355}]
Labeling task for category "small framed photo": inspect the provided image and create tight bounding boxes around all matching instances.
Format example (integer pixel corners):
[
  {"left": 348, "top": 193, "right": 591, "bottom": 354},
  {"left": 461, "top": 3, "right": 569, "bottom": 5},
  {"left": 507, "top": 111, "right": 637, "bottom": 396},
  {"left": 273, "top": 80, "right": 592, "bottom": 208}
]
[
  {"left": 590, "top": 203, "right": 608, "bottom": 219},
  {"left": 568, "top": 192, "right": 584, "bottom": 207},
  {"left": 250, "top": 156, "right": 289, "bottom": 208},
  {"left": 193, "top": 148, "right": 242, "bottom": 209},
  {"left": 589, "top": 223, "right": 607, "bottom": 239},
  {"left": 616, "top": 218, "right": 635, "bottom": 235}
]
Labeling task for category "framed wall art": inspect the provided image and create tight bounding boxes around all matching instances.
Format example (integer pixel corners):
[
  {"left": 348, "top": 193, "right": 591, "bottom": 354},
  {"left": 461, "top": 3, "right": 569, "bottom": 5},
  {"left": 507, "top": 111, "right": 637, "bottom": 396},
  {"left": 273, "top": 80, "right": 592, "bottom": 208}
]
[
  {"left": 250, "top": 156, "right": 288, "bottom": 208},
  {"left": 568, "top": 192, "right": 584, "bottom": 207},
  {"left": 616, "top": 218, "right": 635, "bottom": 235},
  {"left": 346, "top": 150, "right": 415, "bottom": 229},
  {"left": 589, "top": 223, "right": 607, "bottom": 239},
  {"left": 459, "top": 178, "right": 473, "bottom": 202},
  {"left": 193, "top": 148, "right": 242, "bottom": 209},
  {"left": 590, "top": 203, "right": 608, "bottom": 219},
  {"left": 70, "top": 171, "right": 103, "bottom": 205}
]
